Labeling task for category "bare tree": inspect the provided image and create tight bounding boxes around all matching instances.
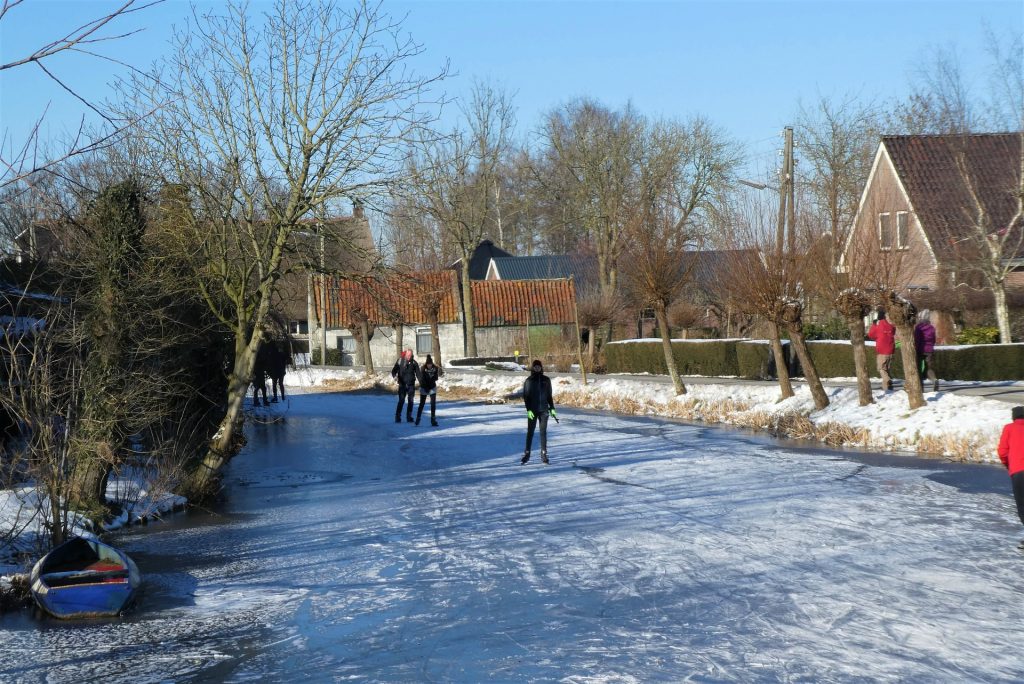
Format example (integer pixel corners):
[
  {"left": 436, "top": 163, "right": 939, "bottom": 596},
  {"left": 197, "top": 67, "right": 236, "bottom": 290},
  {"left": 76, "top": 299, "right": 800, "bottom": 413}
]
[
  {"left": 720, "top": 195, "right": 795, "bottom": 400},
  {"left": 536, "top": 99, "right": 644, "bottom": 300},
  {"left": 880, "top": 289, "right": 926, "bottom": 409},
  {"left": 0, "top": 0, "right": 162, "bottom": 190},
  {"left": 575, "top": 285, "right": 624, "bottom": 368},
  {"left": 621, "top": 117, "right": 738, "bottom": 395},
  {"left": 0, "top": 171, "right": 223, "bottom": 545},
  {"left": 833, "top": 287, "right": 874, "bottom": 405},
  {"left": 120, "top": 0, "right": 443, "bottom": 499},
  {"left": 404, "top": 81, "right": 515, "bottom": 358},
  {"left": 794, "top": 97, "right": 882, "bottom": 405}
]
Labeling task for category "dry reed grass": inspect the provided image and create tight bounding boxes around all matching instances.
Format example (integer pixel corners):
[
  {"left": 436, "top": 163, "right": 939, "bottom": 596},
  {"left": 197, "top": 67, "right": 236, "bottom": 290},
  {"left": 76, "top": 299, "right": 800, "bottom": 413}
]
[{"left": 917, "top": 431, "right": 990, "bottom": 461}]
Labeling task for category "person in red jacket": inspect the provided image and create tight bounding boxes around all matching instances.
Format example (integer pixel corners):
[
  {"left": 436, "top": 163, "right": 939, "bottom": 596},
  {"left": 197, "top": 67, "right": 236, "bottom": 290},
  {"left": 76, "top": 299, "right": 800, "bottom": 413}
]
[
  {"left": 867, "top": 309, "right": 896, "bottom": 391},
  {"left": 998, "top": 406, "right": 1024, "bottom": 527}
]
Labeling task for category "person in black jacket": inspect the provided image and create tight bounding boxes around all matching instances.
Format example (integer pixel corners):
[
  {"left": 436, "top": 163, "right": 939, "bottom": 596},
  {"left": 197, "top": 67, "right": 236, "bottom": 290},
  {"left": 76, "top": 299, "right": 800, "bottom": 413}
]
[
  {"left": 251, "top": 338, "right": 273, "bottom": 407},
  {"left": 268, "top": 341, "right": 289, "bottom": 403},
  {"left": 521, "top": 359, "right": 556, "bottom": 464},
  {"left": 415, "top": 354, "right": 440, "bottom": 426},
  {"left": 391, "top": 349, "right": 419, "bottom": 423}
]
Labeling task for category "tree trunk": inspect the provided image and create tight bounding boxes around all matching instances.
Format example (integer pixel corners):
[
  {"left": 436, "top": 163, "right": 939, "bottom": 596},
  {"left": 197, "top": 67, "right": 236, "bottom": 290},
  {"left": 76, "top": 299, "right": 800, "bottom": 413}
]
[
  {"left": 461, "top": 259, "right": 477, "bottom": 357},
  {"left": 430, "top": 316, "right": 442, "bottom": 376},
  {"left": 895, "top": 323, "right": 926, "bottom": 409},
  {"left": 788, "top": 325, "right": 829, "bottom": 410},
  {"left": 882, "top": 291, "right": 925, "bottom": 409},
  {"left": 655, "top": 303, "right": 686, "bottom": 395},
  {"left": 847, "top": 317, "right": 874, "bottom": 406},
  {"left": 49, "top": 490, "right": 66, "bottom": 548},
  {"left": 68, "top": 448, "right": 113, "bottom": 514},
  {"left": 994, "top": 281, "right": 1013, "bottom": 343},
  {"left": 394, "top": 323, "right": 404, "bottom": 359},
  {"left": 182, "top": 326, "right": 262, "bottom": 501},
  {"left": 360, "top": 319, "right": 374, "bottom": 375},
  {"left": 183, "top": 362, "right": 251, "bottom": 501},
  {"left": 767, "top": 321, "right": 794, "bottom": 400}
]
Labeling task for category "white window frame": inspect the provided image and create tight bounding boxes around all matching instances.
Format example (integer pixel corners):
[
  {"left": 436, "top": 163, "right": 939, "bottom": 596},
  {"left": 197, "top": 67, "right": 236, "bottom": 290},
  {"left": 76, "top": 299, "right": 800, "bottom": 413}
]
[
  {"left": 415, "top": 326, "right": 432, "bottom": 356},
  {"left": 878, "top": 212, "right": 892, "bottom": 251},
  {"left": 895, "top": 211, "right": 909, "bottom": 250}
]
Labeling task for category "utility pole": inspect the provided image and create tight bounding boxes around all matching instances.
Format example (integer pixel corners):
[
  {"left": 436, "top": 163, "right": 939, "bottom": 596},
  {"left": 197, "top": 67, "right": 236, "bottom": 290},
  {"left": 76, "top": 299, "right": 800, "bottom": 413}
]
[{"left": 776, "top": 126, "right": 795, "bottom": 257}]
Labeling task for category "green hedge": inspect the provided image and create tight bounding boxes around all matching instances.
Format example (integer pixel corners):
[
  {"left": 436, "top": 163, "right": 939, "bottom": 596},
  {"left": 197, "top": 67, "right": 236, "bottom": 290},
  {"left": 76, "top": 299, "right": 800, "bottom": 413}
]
[
  {"left": 606, "top": 339, "right": 1024, "bottom": 381},
  {"left": 736, "top": 341, "right": 787, "bottom": 379},
  {"left": 310, "top": 348, "right": 345, "bottom": 366},
  {"left": 606, "top": 340, "right": 740, "bottom": 376}
]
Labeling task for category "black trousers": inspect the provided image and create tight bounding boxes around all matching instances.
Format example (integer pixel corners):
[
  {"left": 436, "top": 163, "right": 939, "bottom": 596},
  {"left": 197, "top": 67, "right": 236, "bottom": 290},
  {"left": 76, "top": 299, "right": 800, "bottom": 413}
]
[
  {"left": 525, "top": 412, "right": 549, "bottom": 453},
  {"left": 917, "top": 352, "right": 937, "bottom": 386},
  {"left": 252, "top": 374, "right": 268, "bottom": 403},
  {"left": 1012, "top": 471, "right": 1024, "bottom": 527},
  {"left": 270, "top": 374, "right": 285, "bottom": 399},
  {"left": 396, "top": 384, "right": 414, "bottom": 418},
  {"left": 416, "top": 392, "right": 436, "bottom": 422}
]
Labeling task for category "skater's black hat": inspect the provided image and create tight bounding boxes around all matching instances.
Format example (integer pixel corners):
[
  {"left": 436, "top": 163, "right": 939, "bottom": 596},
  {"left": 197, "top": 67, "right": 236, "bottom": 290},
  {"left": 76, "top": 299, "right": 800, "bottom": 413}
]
[{"left": 1013, "top": 406, "right": 1024, "bottom": 420}]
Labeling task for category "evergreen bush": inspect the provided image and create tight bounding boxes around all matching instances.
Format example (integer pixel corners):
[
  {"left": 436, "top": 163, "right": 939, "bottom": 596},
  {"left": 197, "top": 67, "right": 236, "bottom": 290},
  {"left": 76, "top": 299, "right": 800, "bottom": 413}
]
[{"left": 957, "top": 327, "right": 1000, "bottom": 345}]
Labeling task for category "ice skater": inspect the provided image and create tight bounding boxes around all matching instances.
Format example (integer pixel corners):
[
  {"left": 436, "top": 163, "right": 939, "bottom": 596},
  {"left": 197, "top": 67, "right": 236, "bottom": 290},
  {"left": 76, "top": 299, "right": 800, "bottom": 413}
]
[
  {"left": 268, "top": 341, "right": 289, "bottom": 402},
  {"left": 391, "top": 349, "right": 419, "bottom": 423},
  {"left": 998, "top": 406, "right": 1024, "bottom": 535},
  {"left": 415, "top": 354, "right": 439, "bottom": 426},
  {"left": 251, "top": 340, "right": 272, "bottom": 407},
  {"left": 521, "top": 359, "right": 556, "bottom": 465}
]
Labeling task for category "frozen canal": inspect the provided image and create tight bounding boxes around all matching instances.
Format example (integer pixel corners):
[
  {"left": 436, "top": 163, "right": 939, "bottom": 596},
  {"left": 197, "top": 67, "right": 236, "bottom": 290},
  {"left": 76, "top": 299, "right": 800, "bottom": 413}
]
[{"left": 3, "top": 390, "right": 1024, "bottom": 682}]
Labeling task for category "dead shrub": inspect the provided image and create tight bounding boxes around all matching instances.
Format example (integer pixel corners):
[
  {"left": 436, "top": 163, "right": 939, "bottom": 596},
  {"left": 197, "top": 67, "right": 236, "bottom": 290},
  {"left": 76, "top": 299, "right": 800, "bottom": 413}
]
[{"left": 814, "top": 422, "right": 869, "bottom": 447}]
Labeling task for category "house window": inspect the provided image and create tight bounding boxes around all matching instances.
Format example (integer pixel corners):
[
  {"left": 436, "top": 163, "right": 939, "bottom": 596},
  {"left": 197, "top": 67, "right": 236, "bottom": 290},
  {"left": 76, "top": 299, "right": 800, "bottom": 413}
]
[
  {"left": 878, "top": 213, "right": 892, "bottom": 250},
  {"left": 289, "top": 319, "right": 309, "bottom": 335},
  {"left": 337, "top": 336, "right": 356, "bottom": 366},
  {"left": 896, "top": 212, "right": 909, "bottom": 250},
  {"left": 415, "top": 327, "right": 432, "bottom": 355}
]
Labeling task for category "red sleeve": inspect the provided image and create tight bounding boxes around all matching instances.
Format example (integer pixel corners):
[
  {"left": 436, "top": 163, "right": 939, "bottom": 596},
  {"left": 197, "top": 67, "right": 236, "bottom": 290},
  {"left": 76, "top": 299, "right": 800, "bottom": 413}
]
[
  {"left": 998, "top": 424, "right": 1011, "bottom": 467},
  {"left": 867, "top": 324, "right": 876, "bottom": 341}
]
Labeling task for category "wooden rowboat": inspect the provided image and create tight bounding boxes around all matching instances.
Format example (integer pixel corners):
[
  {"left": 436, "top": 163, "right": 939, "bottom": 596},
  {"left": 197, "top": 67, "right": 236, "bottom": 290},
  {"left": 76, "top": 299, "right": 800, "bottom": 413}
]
[{"left": 29, "top": 536, "right": 140, "bottom": 619}]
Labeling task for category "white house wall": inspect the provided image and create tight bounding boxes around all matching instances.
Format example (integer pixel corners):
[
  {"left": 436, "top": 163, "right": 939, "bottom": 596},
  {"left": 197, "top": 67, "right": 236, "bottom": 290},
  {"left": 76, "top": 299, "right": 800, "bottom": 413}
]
[{"left": 311, "top": 323, "right": 465, "bottom": 366}]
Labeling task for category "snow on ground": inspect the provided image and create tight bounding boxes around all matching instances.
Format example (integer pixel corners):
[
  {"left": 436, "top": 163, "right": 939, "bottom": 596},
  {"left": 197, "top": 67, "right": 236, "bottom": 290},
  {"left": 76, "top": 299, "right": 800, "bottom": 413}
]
[
  {"left": 3, "top": 387, "right": 1023, "bottom": 681},
  {"left": 0, "top": 364, "right": 1018, "bottom": 582}
]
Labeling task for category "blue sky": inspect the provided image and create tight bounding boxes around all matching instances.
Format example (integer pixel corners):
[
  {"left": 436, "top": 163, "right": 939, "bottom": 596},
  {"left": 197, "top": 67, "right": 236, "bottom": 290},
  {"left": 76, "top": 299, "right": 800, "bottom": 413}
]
[{"left": 1, "top": 0, "right": 1021, "bottom": 175}]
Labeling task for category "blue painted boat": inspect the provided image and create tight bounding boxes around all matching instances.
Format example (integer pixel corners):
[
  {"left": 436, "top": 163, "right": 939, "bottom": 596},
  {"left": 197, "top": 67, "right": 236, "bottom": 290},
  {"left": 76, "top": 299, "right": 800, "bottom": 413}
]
[{"left": 29, "top": 536, "right": 140, "bottom": 619}]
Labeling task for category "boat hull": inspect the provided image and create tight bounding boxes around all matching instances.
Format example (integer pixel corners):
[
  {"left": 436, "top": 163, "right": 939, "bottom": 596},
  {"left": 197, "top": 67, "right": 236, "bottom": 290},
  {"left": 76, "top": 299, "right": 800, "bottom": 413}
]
[{"left": 30, "top": 537, "right": 141, "bottom": 619}]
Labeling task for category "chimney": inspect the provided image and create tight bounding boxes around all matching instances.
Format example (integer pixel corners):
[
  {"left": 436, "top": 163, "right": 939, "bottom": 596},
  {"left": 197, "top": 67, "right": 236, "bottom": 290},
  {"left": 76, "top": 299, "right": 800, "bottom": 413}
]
[{"left": 352, "top": 198, "right": 364, "bottom": 219}]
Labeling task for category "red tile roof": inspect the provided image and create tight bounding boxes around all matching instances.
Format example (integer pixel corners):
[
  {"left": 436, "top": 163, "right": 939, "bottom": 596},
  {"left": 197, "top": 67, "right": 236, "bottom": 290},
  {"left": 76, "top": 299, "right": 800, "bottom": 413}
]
[
  {"left": 316, "top": 270, "right": 461, "bottom": 327},
  {"left": 315, "top": 274, "right": 579, "bottom": 328},
  {"left": 471, "top": 278, "right": 577, "bottom": 326},
  {"left": 883, "top": 133, "right": 1022, "bottom": 262}
]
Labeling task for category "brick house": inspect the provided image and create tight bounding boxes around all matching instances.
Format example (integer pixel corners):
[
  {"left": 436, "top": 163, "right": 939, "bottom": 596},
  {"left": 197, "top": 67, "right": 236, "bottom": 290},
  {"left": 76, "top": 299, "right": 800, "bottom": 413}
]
[
  {"left": 282, "top": 205, "right": 377, "bottom": 344},
  {"left": 316, "top": 274, "right": 578, "bottom": 365},
  {"left": 470, "top": 278, "right": 578, "bottom": 359},
  {"left": 841, "top": 133, "right": 1023, "bottom": 340},
  {"left": 315, "top": 270, "right": 462, "bottom": 366}
]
